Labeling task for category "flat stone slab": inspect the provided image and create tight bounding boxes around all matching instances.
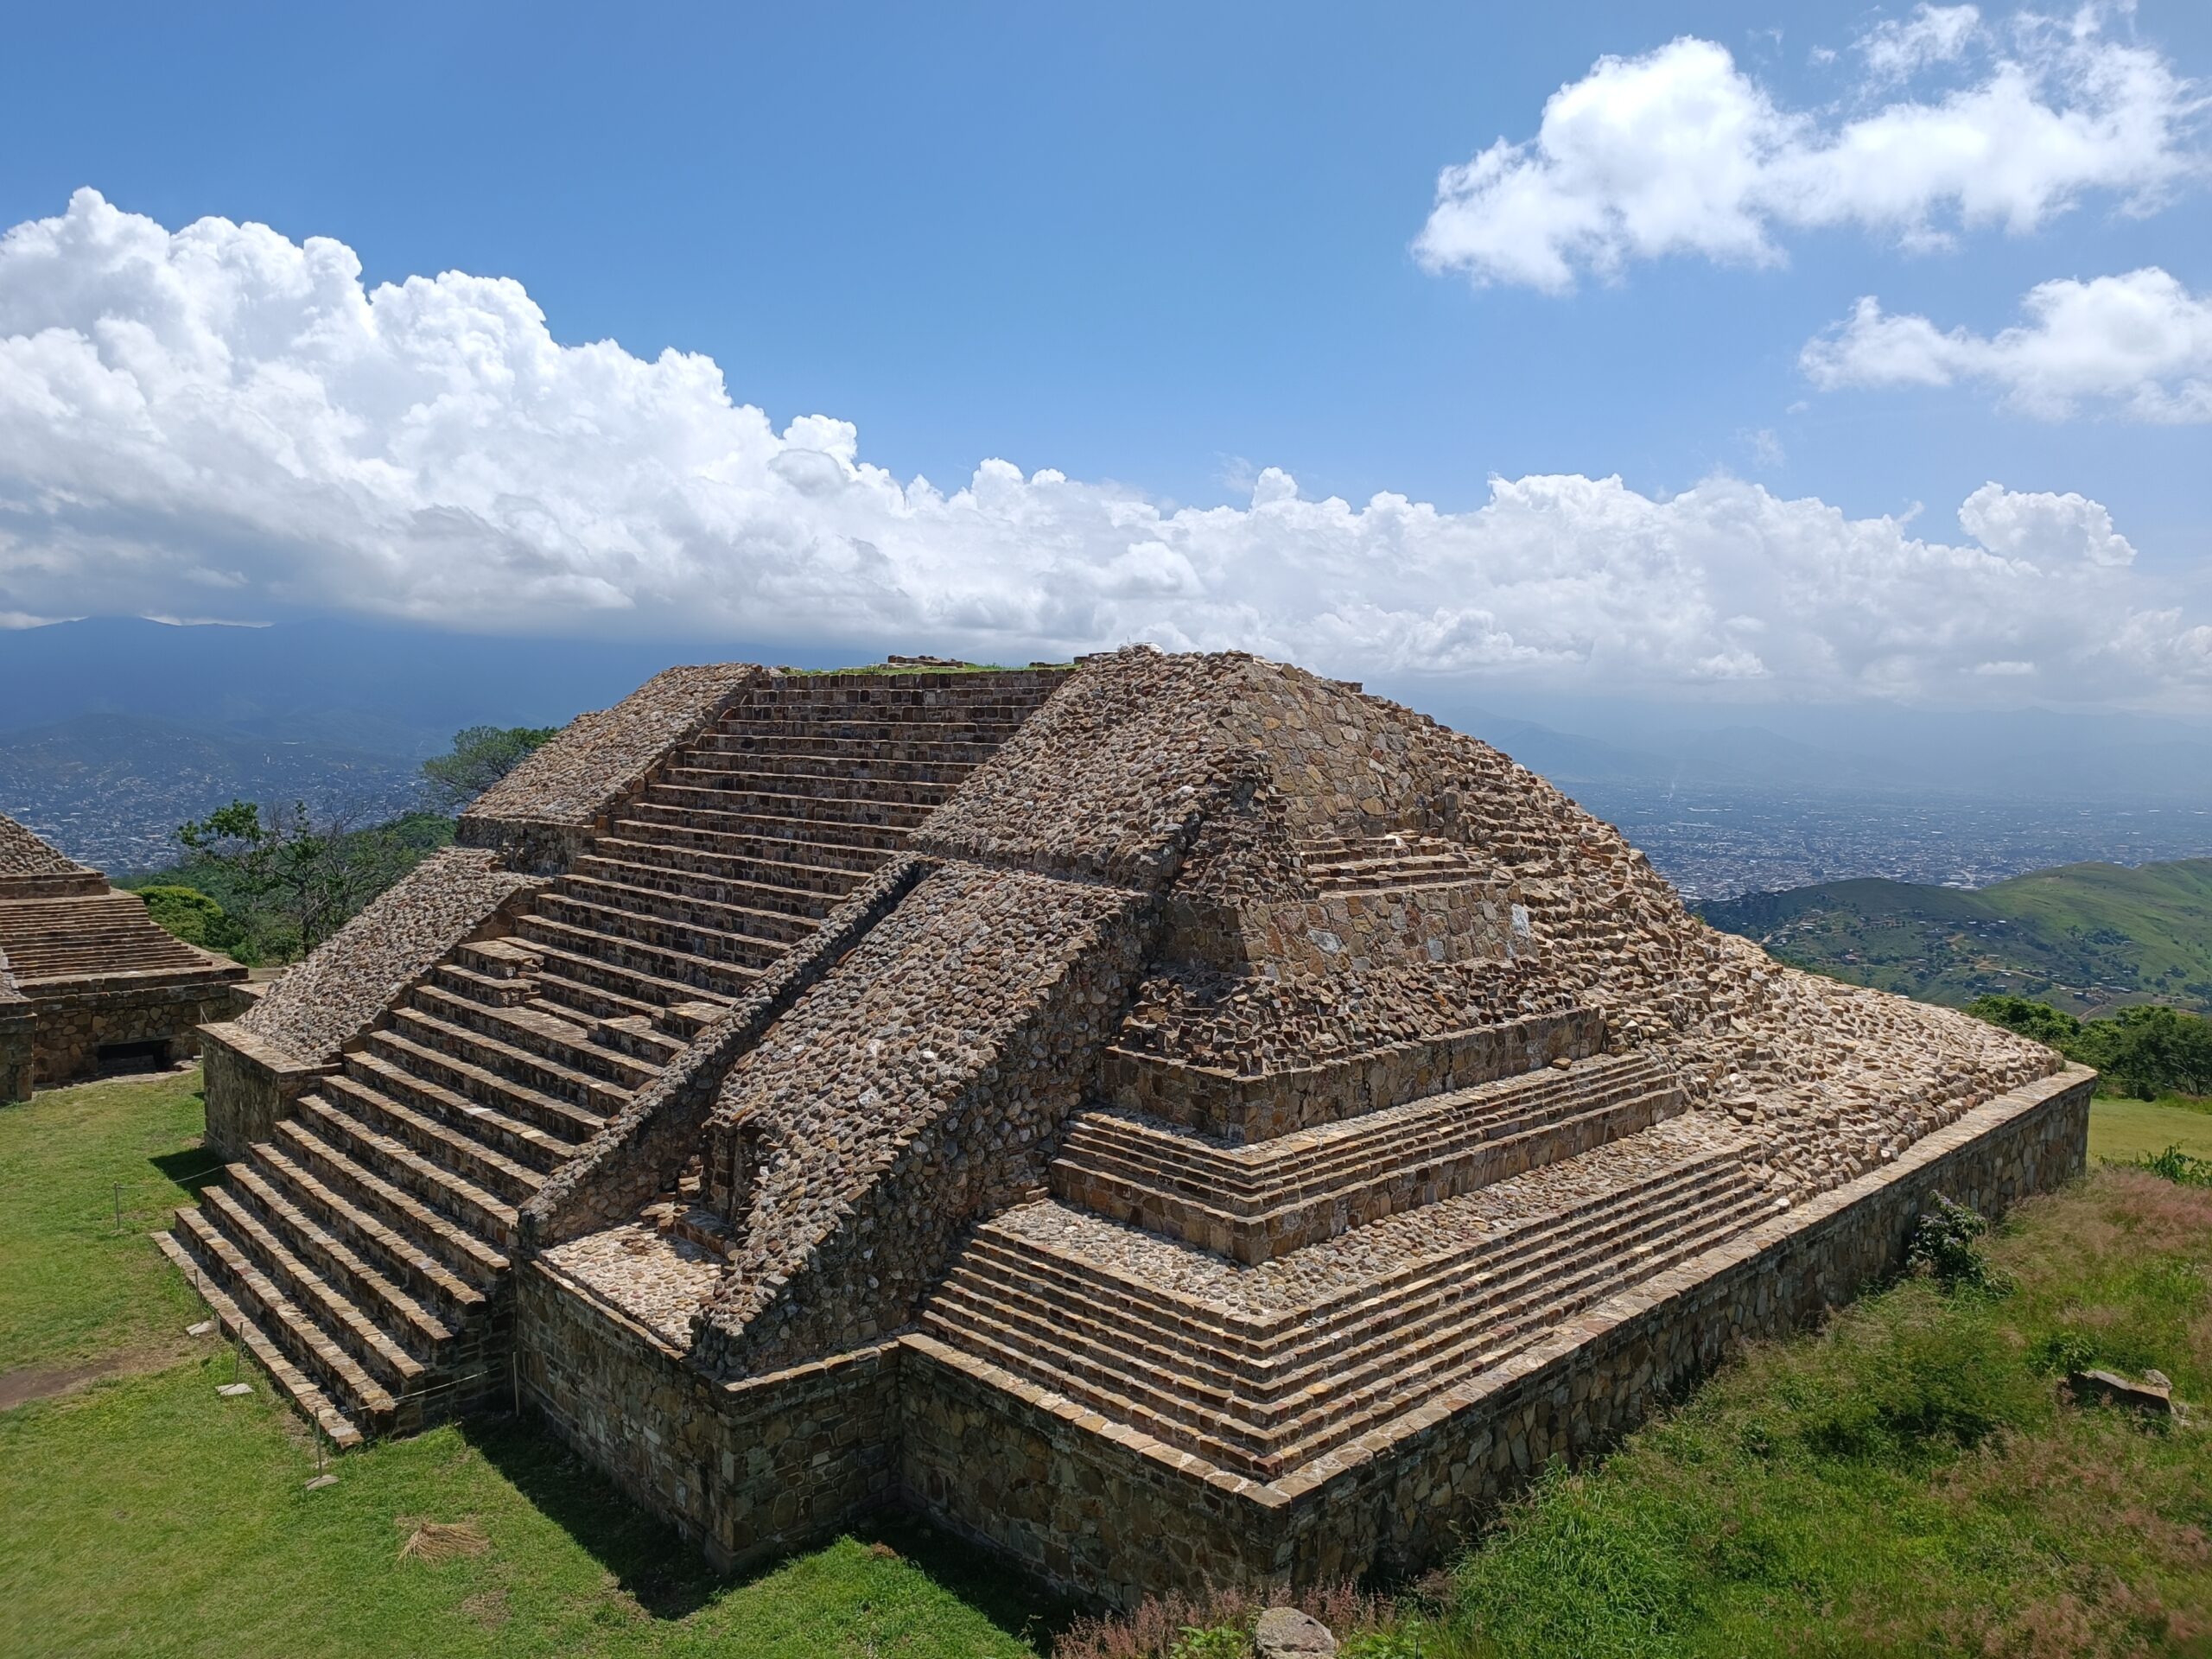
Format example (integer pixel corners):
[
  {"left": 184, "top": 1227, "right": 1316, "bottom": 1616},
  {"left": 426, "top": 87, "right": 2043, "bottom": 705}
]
[{"left": 1255, "top": 1606, "right": 1337, "bottom": 1656}]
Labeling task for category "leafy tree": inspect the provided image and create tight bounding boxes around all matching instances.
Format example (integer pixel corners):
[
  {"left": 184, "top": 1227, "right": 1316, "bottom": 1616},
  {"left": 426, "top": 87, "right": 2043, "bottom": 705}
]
[
  {"left": 174, "top": 801, "right": 453, "bottom": 963},
  {"left": 1966, "top": 995, "right": 2081, "bottom": 1050},
  {"left": 1969, "top": 994, "right": 2212, "bottom": 1101},
  {"left": 134, "top": 885, "right": 242, "bottom": 956},
  {"left": 421, "top": 725, "right": 558, "bottom": 810},
  {"left": 2069, "top": 1004, "right": 2212, "bottom": 1100}
]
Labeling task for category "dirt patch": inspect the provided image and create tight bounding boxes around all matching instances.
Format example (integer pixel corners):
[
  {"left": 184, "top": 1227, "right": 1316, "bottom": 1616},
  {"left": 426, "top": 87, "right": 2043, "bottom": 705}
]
[{"left": 0, "top": 1344, "right": 190, "bottom": 1411}]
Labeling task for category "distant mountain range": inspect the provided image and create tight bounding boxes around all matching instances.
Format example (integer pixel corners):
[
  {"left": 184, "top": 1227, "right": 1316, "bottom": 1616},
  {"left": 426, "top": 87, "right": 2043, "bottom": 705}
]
[
  {"left": 1699, "top": 859, "right": 2212, "bottom": 1018},
  {"left": 0, "top": 713, "right": 423, "bottom": 875},
  {"left": 8, "top": 614, "right": 2212, "bottom": 889}
]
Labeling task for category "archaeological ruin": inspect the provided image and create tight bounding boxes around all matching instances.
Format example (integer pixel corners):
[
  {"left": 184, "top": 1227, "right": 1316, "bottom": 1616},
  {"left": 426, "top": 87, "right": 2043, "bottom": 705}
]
[
  {"left": 1, "top": 812, "right": 248, "bottom": 1099},
  {"left": 161, "top": 651, "right": 2089, "bottom": 1605}
]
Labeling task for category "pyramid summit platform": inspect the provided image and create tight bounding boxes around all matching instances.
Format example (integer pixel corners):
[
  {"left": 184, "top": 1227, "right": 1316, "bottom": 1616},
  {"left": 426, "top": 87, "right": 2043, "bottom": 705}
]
[{"left": 167, "top": 652, "right": 2088, "bottom": 1605}]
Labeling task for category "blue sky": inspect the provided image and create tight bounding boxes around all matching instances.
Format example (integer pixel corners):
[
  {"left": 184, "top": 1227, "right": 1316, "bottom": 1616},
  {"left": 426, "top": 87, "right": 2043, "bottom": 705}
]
[{"left": 1, "top": 1, "right": 2208, "bottom": 712}]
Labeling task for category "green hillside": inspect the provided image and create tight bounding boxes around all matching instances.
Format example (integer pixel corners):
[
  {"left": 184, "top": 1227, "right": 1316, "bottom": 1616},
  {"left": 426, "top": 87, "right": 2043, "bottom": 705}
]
[{"left": 1699, "top": 858, "right": 2212, "bottom": 1016}]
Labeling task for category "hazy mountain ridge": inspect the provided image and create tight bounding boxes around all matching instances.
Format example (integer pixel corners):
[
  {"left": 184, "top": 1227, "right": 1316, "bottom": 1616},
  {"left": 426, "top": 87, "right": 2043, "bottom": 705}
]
[{"left": 1700, "top": 858, "right": 2212, "bottom": 1018}]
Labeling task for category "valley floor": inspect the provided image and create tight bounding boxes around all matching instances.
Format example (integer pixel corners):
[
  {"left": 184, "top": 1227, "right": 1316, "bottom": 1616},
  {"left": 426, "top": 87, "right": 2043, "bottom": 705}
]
[{"left": 3, "top": 1073, "right": 2208, "bottom": 1657}]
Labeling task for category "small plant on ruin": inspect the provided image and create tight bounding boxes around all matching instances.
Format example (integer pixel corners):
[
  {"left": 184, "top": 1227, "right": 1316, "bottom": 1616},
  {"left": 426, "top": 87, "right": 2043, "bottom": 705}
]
[{"left": 1908, "top": 1194, "right": 2006, "bottom": 1294}]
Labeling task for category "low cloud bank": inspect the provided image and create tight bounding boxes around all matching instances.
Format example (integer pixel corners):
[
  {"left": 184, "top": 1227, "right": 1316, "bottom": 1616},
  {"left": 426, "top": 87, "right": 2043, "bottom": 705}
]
[{"left": 1, "top": 191, "right": 2206, "bottom": 703}]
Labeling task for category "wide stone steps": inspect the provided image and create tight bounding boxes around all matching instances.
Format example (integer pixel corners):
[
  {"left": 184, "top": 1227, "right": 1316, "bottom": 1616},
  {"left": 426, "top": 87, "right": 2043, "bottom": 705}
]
[
  {"left": 166, "top": 666, "right": 1065, "bottom": 1451},
  {"left": 602, "top": 813, "right": 889, "bottom": 877},
  {"left": 553, "top": 872, "right": 817, "bottom": 950},
  {"left": 513, "top": 913, "right": 760, "bottom": 1001},
  {"left": 336, "top": 1053, "right": 584, "bottom": 1177},
  {"left": 570, "top": 849, "right": 851, "bottom": 922},
  {"left": 294, "top": 1091, "right": 521, "bottom": 1248},
  {"left": 582, "top": 833, "right": 869, "bottom": 897},
  {"left": 629, "top": 789, "right": 923, "bottom": 852},
  {"left": 1053, "top": 1055, "right": 1681, "bottom": 1260},
  {"left": 0, "top": 933, "right": 213, "bottom": 976},
  {"left": 642, "top": 778, "right": 935, "bottom": 829},
  {"left": 194, "top": 1183, "right": 428, "bottom": 1390},
  {"left": 270, "top": 1117, "right": 509, "bottom": 1285},
  {"left": 153, "top": 1230, "right": 365, "bottom": 1448},
  {"left": 925, "top": 1156, "right": 1767, "bottom": 1476},
  {"left": 700, "top": 731, "right": 1010, "bottom": 766},
  {"left": 167, "top": 1205, "right": 401, "bottom": 1431},
  {"left": 375, "top": 1006, "right": 628, "bottom": 1116},
  {"left": 658, "top": 765, "right": 957, "bottom": 811},
  {"left": 317, "top": 1072, "right": 545, "bottom": 1208},
  {"left": 243, "top": 1142, "right": 486, "bottom": 1324},
  {"left": 681, "top": 748, "right": 978, "bottom": 787},
  {"left": 711, "top": 715, "right": 1033, "bottom": 743},
  {"left": 534, "top": 890, "right": 791, "bottom": 976},
  {"left": 505, "top": 931, "right": 737, "bottom": 1021},
  {"left": 405, "top": 982, "right": 655, "bottom": 1092}
]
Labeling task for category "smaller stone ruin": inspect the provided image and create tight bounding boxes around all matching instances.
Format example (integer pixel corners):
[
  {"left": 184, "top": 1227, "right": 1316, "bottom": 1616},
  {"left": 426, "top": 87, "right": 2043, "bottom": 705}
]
[{"left": 0, "top": 812, "right": 248, "bottom": 1099}]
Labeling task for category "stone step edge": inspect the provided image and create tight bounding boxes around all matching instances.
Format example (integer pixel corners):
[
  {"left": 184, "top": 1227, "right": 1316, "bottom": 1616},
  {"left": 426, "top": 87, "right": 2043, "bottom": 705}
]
[
  {"left": 1059, "top": 1056, "right": 1674, "bottom": 1198},
  {"left": 1052, "top": 1093, "right": 1679, "bottom": 1259},
  {"left": 247, "top": 1142, "right": 484, "bottom": 1319},
  {"left": 153, "top": 1230, "right": 365, "bottom": 1449},
  {"left": 272, "top": 1117, "right": 508, "bottom": 1281},
  {"left": 927, "top": 1184, "right": 1774, "bottom": 1476},
  {"left": 938, "top": 1175, "right": 1767, "bottom": 1430},
  {"left": 976, "top": 1150, "right": 1742, "bottom": 1344},
  {"left": 949, "top": 1171, "right": 1757, "bottom": 1408}
]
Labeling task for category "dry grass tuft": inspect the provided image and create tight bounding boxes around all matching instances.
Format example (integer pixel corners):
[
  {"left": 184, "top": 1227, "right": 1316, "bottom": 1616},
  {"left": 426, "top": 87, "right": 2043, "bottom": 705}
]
[
  {"left": 1054, "top": 1579, "right": 1400, "bottom": 1658},
  {"left": 396, "top": 1516, "right": 491, "bottom": 1564}
]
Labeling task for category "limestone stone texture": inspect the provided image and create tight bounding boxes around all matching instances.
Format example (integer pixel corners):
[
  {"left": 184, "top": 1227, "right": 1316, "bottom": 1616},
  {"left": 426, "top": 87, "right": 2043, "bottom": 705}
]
[
  {"left": 0, "top": 811, "right": 247, "bottom": 1096},
  {"left": 164, "top": 650, "right": 2082, "bottom": 1604}
]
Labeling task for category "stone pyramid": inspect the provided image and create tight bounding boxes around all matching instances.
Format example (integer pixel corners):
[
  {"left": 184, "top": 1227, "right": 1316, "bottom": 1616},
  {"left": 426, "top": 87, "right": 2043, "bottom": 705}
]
[{"left": 169, "top": 650, "right": 2087, "bottom": 1605}]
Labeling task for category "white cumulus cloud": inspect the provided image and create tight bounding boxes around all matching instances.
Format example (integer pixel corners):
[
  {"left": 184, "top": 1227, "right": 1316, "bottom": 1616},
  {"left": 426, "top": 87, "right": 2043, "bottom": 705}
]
[
  {"left": 1414, "top": 9, "right": 2203, "bottom": 292},
  {"left": 1802, "top": 266, "right": 2212, "bottom": 420},
  {"left": 0, "top": 190, "right": 2205, "bottom": 704}
]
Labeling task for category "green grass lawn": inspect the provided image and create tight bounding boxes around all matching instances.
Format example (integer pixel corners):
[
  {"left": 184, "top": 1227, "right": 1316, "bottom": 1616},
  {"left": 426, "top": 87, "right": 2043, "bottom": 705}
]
[
  {"left": 8, "top": 1072, "right": 2211, "bottom": 1658},
  {"left": 2090, "top": 1092, "right": 2212, "bottom": 1163},
  {"left": 1420, "top": 1165, "right": 2212, "bottom": 1658},
  {"left": 0, "top": 1071, "right": 1058, "bottom": 1659}
]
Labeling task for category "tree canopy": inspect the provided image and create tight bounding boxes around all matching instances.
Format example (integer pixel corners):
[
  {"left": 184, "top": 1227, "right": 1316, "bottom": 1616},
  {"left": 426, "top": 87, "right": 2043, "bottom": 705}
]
[
  {"left": 420, "top": 725, "right": 558, "bottom": 810},
  {"left": 1969, "top": 994, "right": 2212, "bottom": 1101}
]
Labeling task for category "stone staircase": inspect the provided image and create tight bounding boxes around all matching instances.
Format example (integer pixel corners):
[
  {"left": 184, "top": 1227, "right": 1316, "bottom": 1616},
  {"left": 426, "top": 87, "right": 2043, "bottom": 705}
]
[
  {"left": 0, "top": 891, "right": 221, "bottom": 986},
  {"left": 921, "top": 1137, "right": 1770, "bottom": 1479},
  {"left": 1297, "top": 833, "right": 1481, "bottom": 893},
  {"left": 163, "top": 669, "right": 1062, "bottom": 1446},
  {"left": 1051, "top": 1051, "right": 1684, "bottom": 1261}
]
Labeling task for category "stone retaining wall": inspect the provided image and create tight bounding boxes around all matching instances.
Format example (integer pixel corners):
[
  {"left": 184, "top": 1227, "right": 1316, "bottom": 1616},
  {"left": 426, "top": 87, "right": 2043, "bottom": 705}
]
[
  {"left": 199, "top": 1021, "right": 340, "bottom": 1161},
  {"left": 1101, "top": 1007, "right": 1609, "bottom": 1142},
  {"left": 25, "top": 977, "right": 247, "bottom": 1087},
  {"left": 0, "top": 976, "right": 30, "bottom": 1102},
  {"left": 897, "top": 1064, "right": 2092, "bottom": 1605},
  {"left": 518, "top": 1259, "right": 902, "bottom": 1571},
  {"left": 514, "top": 1066, "right": 2088, "bottom": 1610}
]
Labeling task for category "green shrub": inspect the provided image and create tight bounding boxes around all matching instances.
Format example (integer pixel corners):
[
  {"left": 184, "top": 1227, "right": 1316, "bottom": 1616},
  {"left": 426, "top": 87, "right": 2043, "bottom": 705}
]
[
  {"left": 133, "top": 884, "right": 242, "bottom": 956},
  {"left": 2133, "top": 1143, "right": 2212, "bottom": 1188},
  {"left": 1906, "top": 1193, "right": 2005, "bottom": 1293}
]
